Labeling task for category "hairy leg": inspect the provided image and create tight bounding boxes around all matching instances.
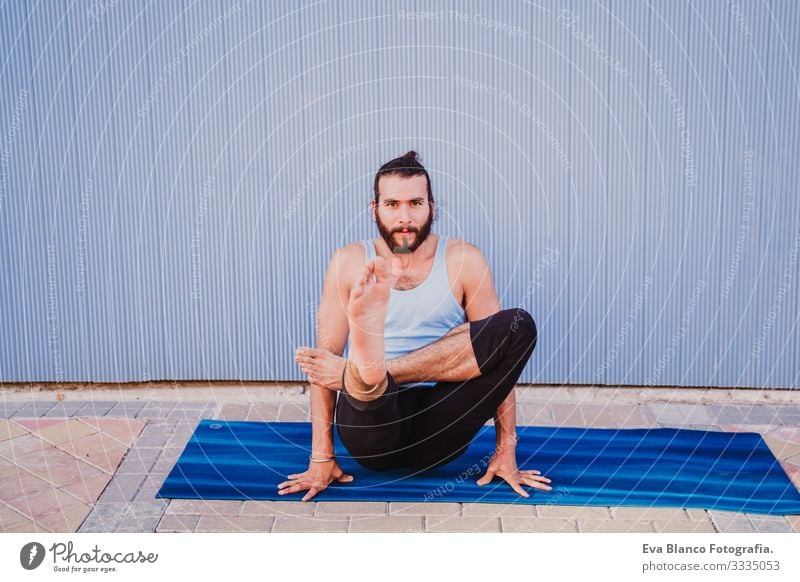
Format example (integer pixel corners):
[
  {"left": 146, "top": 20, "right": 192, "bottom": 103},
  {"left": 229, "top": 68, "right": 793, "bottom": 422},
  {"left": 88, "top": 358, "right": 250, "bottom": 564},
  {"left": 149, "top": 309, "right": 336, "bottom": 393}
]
[{"left": 387, "top": 322, "right": 481, "bottom": 385}]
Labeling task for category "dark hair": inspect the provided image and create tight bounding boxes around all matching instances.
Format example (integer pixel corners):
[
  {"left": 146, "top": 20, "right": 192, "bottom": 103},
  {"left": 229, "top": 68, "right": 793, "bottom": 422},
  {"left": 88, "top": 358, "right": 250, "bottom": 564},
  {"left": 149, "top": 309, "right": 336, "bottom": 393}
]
[{"left": 373, "top": 150, "right": 433, "bottom": 204}]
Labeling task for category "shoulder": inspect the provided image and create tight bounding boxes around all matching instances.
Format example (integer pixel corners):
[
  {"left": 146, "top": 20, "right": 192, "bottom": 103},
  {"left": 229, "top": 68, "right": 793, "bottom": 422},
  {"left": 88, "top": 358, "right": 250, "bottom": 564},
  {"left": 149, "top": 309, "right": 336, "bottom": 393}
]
[
  {"left": 334, "top": 241, "right": 367, "bottom": 263},
  {"left": 325, "top": 241, "right": 367, "bottom": 281},
  {"left": 445, "top": 238, "right": 487, "bottom": 268}
]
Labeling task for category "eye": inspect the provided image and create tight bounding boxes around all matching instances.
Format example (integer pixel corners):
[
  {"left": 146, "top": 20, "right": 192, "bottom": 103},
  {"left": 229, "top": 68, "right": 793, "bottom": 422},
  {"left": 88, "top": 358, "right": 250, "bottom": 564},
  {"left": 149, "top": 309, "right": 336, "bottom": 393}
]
[{"left": 411, "top": 200, "right": 424, "bottom": 207}]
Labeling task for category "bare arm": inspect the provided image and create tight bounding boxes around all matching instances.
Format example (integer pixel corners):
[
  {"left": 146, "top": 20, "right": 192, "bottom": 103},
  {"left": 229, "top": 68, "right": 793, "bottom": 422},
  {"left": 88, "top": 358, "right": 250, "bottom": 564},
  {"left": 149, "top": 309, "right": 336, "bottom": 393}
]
[
  {"left": 458, "top": 243, "right": 515, "bottom": 444},
  {"left": 309, "top": 248, "right": 352, "bottom": 457}
]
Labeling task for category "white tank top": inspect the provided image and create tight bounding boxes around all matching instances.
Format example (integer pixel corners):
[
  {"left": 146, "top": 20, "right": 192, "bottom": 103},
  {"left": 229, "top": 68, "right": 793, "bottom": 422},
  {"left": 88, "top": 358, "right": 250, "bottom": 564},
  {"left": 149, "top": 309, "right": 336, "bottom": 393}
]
[{"left": 358, "top": 235, "right": 467, "bottom": 387}]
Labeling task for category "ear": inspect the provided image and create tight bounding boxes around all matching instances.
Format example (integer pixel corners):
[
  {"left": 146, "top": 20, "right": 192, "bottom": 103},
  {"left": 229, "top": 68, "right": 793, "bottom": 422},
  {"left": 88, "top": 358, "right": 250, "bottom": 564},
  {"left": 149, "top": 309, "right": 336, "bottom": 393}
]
[{"left": 370, "top": 200, "right": 377, "bottom": 221}]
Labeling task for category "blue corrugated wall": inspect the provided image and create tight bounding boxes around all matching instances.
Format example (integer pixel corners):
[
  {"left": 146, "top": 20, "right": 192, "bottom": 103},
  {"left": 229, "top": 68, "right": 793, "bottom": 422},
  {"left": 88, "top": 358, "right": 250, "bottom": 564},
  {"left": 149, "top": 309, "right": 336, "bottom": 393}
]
[{"left": 1, "top": 1, "right": 798, "bottom": 388}]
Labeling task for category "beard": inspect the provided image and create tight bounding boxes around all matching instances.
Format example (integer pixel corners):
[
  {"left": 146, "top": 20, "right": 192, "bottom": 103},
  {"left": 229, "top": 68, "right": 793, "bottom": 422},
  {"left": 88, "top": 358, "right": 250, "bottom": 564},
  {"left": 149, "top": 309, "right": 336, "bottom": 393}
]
[{"left": 376, "top": 208, "right": 434, "bottom": 255}]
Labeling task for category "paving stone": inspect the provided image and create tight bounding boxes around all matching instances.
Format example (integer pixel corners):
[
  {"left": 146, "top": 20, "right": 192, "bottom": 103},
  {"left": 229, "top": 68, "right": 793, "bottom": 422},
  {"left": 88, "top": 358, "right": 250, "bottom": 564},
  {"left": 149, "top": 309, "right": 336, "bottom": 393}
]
[
  {"left": 75, "top": 401, "right": 118, "bottom": 417},
  {"left": 155, "top": 447, "right": 183, "bottom": 464},
  {"left": 769, "top": 426, "right": 800, "bottom": 445},
  {"left": 501, "top": 517, "right": 578, "bottom": 532},
  {"left": 35, "top": 419, "right": 98, "bottom": 445},
  {"left": 277, "top": 403, "right": 309, "bottom": 421},
  {"left": 132, "top": 473, "right": 168, "bottom": 501},
  {"left": 0, "top": 402, "right": 25, "bottom": 418},
  {"left": 762, "top": 435, "right": 800, "bottom": 461},
  {"left": 578, "top": 519, "right": 654, "bottom": 533},
  {"left": 685, "top": 508, "right": 709, "bottom": 521},
  {"left": 165, "top": 409, "right": 207, "bottom": 422},
  {"left": 646, "top": 402, "right": 684, "bottom": 426},
  {"left": 133, "top": 424, "right": 172, "bottom": 447},
  {"left": 619, "top": 405, "right": 658, "bottom": 428},
  {"left": 652, "top": 519, "right": 717, "bottom": 533},
  {"left": 215, "top": 404, "right": 249, "bottom": 421},
  {"left": 11, "top": 402, "right": 58, "bottom": 417},
  {"left": 247, "top": 403, "right": 280, "bottom": 422},
  {"left": 536, "top": 505, "right": 611, "bottom": 519},
  {"left": 77, "top": 502, "right": 129, "bottom": 533},
  {"left": 272, "top": 516, "right": 348, "bottom": 533},
  {"left": 166, "top": 427, "right": 196, "bottom": 448},
  {"left": 165, "top": 499, "right": 243, "bottom": 516},
  {"left": 195, "top": 515, "right": 274, "bottom": 533},
  {"left": 786, "top": 515, "right": 800, "bottom": 533},
  {"left": 390, "top": 502, "right": 460, "bottom": 516},
  {"left": 156, "top": 514, "right": 200, "bottom": 533},
  {"left": 3, "top": 519, "right": 49, "bottom": 533},
  {"left": 173, "top": 401, "right": 216, "bottom": 411},
  {"left": 0, "top": 467, "right": 53, "bottom": 503},
  {"left": 0, "top": 502, "right": 32, "bottom": 530},
  {"left": 80, "top": 419, "right": 147, "bottom": 447},
  {"left": 314, "top": 501, "right": 386, "bottom": 515},
  {"left": 349, "top": 515, "right": 424, "bottom": 532},
  {"left": 708, "top": 511, "right": 756, "bottom": 533},
  {"left": 43, "top": 402, "right": 89, "bottom": 417},
  {"left": 461, "top": 503, "right": 535, "bottom": 517},
  {"left": 611, "top": 507, "right": 691, "bottom": 521},
  {"left": 5, "top": 486, "right": 83, "bottom": 521},
  {"left": 104, "top": 402, "right": 146, "bottom": 418},
  {"left": 115, "top": 515, "right": 161, "bottom": 533},
  {"left": 518, "top": 403, "right": 555, "bottom": 426},
  {"left": 11, "top": 447, "right": 95, "bottom": 487},
  {"left": 150, "top": 459, "right": 178, "bottom": 476},
  {"left": 241, "top": 500, "right": 315, "bottom": 517},
  {"left": 61, "top": 471, "right": 113, "bottom": 504},
  {"left": 551, "top": 404, "right": 584, "bottom": 426},
  {"left": 36, "top": 502, "right": 92, "bottom": 533},
  {"left": 0, "top": 420, "right": 28, "bottom": 442},
  {"left": 582, "top": 404, "right": 651, "bottom": 428},
  {"left": 709, "top": 405, "right": 780, "bottom": 425},
  {"left": 426, "top": 515, "right": 501, "bottom": 533},
  {"left": 0, "top": 433, "right": 49, "bottom": 458},
  {"left": 116, "top": 448, "right": 160, "bottom": 474},
  {"left": 135, "top": 402, "right": 177, "bottom": 418},
  {"left": 747, "top": 515, "right": 794, "bottom": 533},
  {"left": 97, "top": 474, "right": 147, "bottom": 503},
  {"left": 126, "top": 500, "right": 168, "bottom": 516},
  {"left": 56, "top": 433, "right": 128, "bottom": 474}
]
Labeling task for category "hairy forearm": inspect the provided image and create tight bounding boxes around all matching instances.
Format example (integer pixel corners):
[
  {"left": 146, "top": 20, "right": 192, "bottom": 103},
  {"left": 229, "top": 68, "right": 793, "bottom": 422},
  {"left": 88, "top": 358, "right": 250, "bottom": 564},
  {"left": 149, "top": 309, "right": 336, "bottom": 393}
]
[
  {"left": 493, "top": 388, "right": 518, "bottom": 449},
  {"left": 309, "top": 383, "right": 336, "bottom": 456}
]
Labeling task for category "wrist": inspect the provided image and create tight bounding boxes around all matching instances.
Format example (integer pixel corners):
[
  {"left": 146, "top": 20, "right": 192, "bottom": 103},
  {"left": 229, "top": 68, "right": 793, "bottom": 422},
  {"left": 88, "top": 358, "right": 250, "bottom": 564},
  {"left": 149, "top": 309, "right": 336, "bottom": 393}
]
[
  {"left": 309, "top": 451, "right": 337, "bottom": 463},
  {"left": 495, "top": 432, "right": 518, "bottom": 451}
]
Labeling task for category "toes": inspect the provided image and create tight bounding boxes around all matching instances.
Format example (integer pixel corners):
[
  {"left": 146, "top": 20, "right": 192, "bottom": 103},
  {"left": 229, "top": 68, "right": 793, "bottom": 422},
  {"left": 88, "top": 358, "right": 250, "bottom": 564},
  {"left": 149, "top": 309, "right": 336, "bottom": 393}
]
[{"left": 372, "top": 256, "right": 390, "bottom": 282}]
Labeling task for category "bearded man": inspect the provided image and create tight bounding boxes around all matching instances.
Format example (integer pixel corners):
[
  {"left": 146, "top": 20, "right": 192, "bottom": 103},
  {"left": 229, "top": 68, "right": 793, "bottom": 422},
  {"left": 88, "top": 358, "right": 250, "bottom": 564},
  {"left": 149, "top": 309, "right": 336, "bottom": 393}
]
[{"left": 280, "top": 151, "right": 551, "bottom": 501}]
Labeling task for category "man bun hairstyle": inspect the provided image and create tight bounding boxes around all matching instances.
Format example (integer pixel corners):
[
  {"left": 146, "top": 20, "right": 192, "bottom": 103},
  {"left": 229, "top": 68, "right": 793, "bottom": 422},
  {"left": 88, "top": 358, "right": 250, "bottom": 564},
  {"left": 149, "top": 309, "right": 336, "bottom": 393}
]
[{"left": 373, "top": 150, "right": 434, "bottom": 205}]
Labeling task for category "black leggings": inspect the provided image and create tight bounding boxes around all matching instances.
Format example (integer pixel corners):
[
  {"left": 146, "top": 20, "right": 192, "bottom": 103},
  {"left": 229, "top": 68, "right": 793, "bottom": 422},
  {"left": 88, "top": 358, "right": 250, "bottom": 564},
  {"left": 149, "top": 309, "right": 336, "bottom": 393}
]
[{"left": 335, "top": 308, "right": 537, "bottom": 472}]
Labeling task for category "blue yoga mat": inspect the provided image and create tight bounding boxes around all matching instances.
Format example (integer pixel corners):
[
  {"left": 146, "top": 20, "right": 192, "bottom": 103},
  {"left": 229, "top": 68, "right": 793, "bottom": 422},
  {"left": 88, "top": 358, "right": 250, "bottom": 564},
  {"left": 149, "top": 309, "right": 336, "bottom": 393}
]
[{"left": 156, "top": 420, "right": 800, "bottom": 515}]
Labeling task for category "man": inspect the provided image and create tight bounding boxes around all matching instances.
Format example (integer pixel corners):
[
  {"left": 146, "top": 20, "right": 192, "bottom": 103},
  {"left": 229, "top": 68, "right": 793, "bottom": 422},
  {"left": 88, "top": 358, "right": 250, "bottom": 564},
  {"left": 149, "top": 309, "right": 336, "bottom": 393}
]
[{"left": 279, "top": 151, "right": 551, "bottom": 501}]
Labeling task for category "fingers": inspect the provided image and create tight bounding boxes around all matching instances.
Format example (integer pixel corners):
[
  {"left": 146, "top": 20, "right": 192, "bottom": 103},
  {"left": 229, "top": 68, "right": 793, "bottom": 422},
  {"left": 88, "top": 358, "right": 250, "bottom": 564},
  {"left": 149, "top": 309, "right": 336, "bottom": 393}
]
[
  {"left": 301, "top": 487, "right": 322, "bottom": 502},
  {"left": 336, "top": 473, "right": 354, "bottom": 483},
  {"left": 277, "top": 481, "right": 311, "bottom": 496},
  {"left": 518, "top": 473, "right": 553, "bottom": 491},
  {"left": 508, "top": 478, "right": 530, "bottom": 498},
  {"left": 476, "top": 468, "right": 496, "bottom": 486}
]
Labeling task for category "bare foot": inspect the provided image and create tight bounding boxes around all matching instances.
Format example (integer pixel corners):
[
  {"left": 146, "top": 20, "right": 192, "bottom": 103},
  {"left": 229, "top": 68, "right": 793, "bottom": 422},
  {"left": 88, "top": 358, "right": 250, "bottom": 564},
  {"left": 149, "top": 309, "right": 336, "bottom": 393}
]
[
  {"left": 295, "top": 347, "right": 346, "bottom": 390},
  {"left": 346, "top": 257, "right": 390, "bottom": 386}
]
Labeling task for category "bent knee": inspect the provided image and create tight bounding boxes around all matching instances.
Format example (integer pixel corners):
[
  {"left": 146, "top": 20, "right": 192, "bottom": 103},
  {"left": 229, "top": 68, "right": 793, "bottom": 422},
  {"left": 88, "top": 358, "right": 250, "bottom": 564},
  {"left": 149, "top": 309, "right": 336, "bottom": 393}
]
[{"left": 494, "top": 308, "right": 537, "bottom": 346}]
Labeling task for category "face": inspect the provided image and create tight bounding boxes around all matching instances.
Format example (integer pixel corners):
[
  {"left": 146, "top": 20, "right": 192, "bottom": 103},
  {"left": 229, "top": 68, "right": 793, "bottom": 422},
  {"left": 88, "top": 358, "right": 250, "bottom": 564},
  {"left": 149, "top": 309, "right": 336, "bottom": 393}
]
[{"left": 373, "top": 174, "right": 434, "bottom": 254}]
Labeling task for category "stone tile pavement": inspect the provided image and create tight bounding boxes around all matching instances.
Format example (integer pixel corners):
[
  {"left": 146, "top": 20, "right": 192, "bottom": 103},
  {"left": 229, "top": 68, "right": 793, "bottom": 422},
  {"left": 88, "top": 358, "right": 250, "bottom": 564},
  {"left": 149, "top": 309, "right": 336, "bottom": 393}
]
[{"left": 1, "top": 385, "right": 798, "bottom": 533}]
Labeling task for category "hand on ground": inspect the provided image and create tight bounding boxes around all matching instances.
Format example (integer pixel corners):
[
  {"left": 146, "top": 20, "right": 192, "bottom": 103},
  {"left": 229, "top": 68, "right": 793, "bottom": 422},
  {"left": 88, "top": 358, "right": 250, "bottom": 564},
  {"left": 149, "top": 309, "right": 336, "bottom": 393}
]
[{"left": 476, "top": 444, "right": 552, "bottom": 497}]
